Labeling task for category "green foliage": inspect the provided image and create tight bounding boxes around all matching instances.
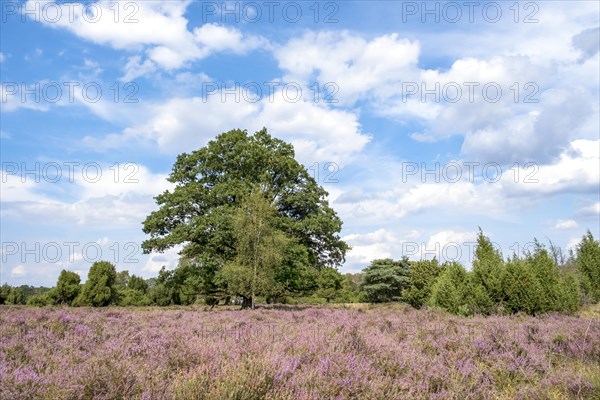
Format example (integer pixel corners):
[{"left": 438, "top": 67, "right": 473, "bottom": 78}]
[
  {"left": 502, "top": 256, "right": 543, "bottom": 315},
  {"left": 403, "top": 259, "right": 444, "bottom": 309},
  {"left": 26, "top": 288, "right": 57, "bottom": 306},
  {"left": 575, "top": 230, "right": 600, "bottom": 302},
  {"left": 5, "top": 287, "right": 24, "bottom": 305},
  {"left": 429, "top": 262, "right": 469, "bottom": 314},
  {"left": 74, "top": 261, "right": 118, "bottom": 307},
  {"left": 116, "top": 273, "right": 150, "bottom": 306},
  {"left": 128, "top": 275, "right": 148, "bottom": 293},
  {"left": 524, "top": 240, "right": 561, "bottom": 313},
  {"left": 119, "top": 289, "right": 152, "bottom": 306},
  {"left": 471, "top": 228, "right": 505, "bottom": 303},
  {"left": 556, "top": 273, "right": 580, "bottom": 314},
  {"left": 316, "top": 267, "right": 343, "bottom": 302},
  {"left": 464, "top": 277, "right": 494, "bottom": 315},
  {"left": 360, "top": 258, "right": 410, "bottom": 303},
  {"left": 0, "top": 284, "right": 11, "bottom": 304},
  {"left": 271, "top": 242, "right": 319, "bottom": 299},
  {"left": 216, "top": 190, "right": 289, "bottom": 308},
  {"left": 17, "top": 285, "right": 53, "bottom": 304},
  {"left": 55, "top": 270, "right": 81, "bottom": 305},
  {"left": 142, "top": 128, "right": 349, "bottom": 298},
  {"left": 1, "top": 284, "right": 27, "bottom": 305},
  {"left": 334, "top": 273, "right": 363, "bottom": 303},
  {"left": 146, "top": 262, "right": 203, "bottom": 306},
  {"left": 115, "top": 271, "right": 131, "bottom": 291}
]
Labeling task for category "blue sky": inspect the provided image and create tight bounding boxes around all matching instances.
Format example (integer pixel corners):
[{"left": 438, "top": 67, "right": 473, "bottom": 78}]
[{"left": 1, "top": 0, "right": 599, "bottom": 286}]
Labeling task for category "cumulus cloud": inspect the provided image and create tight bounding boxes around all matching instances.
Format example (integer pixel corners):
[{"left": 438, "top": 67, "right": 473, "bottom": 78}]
[
  {"left": 341, "top": 228, "right": 476, "bottom": 271},
  {"left": 25, "top": 1, "right": 268, "bottom": 75},
  {"left": 332, "top": 138, "right": 598, "bottom": 225},
  {"left": 1, "top": 163, "right": 171, "bottom": 226},
  {"left": 273, "top": 10, "right": 599, "bottom": 164},
  {"left": 84, "top": 91, "right": 371, "bottom": 166},
  {"left": 342, "top": 229, "right": 403, "bottom": 265},
  {"left": 276, "top": 31, "right": 420, "bottom": 106}
]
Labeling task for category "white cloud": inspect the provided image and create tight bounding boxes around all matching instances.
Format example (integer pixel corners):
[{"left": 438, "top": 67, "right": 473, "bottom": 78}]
[
  {"left": 122, "top": 55, "right": 157, "bottom": 81},
  {"left": 273, "top": 9, "right": 598, "bottom": 164},
  {"left": 143, "top": 247, "right": 181, "bottom": 273},
  {"left": 579, "top": 202, "right": 600, "bottom": 217},
  {"left": 0, "top": 52, "right": 5, "bottom": 63},
  {"left": 342, "top": 229, "right": 404, "bottom": 268},
  {"left": 566, "top": 237, "right": 582, "bottom": 252},
  {"left": 418, "top": 230, "right": 477, "bottom": 262},
  {"left": 334, "top": 181, "right": 505, "bottom": 224},
  {"left": 85, "top": 91, "right": 371, "bottom": 166},
  {"left": 26, "top": 1, "right": 268, "bottom": 73},
  {"left": 332, "top": 138, "right": 598, "bottom": 227},
  {"left": 499, "top": 139, "right": 599, "bottom": 196},
  {"left": 11, "top": 265, "right": 27, "bottom": 278},
  {"left": 1, "top": 163, "right": 172, "bottom": 226},
  {"left": 96, "top": 237, "right": 110, "bottom": 246},
  {"left": 555, "top": 219, "right": 578, "bottom": 230},
  {"left": 341, "top": 228, "right": 476, "bottom": 271},
  {"left": 276, "top": 31, "right": 420, "bottom": 106}
]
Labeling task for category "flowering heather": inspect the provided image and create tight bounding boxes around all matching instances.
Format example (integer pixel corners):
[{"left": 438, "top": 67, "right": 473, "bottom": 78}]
[{"left": 1, "top": 304, "right": 599, "bottom": 399}]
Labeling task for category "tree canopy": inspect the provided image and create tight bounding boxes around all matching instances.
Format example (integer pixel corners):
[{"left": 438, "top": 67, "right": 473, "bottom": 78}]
[
  {"left": 360, "top": 258, "right": 410, "bottom": 303},
  {"left": 142, "top": 128, "right": 349, "bottom": 298},
  {"left": 73, "top": 261, "right": 118, "bottom": 307}
]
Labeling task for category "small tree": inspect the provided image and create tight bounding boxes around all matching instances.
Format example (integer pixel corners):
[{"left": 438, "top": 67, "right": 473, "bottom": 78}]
[
  {"left": 6, "top": 287, "right": 24, "bottom": 305},
  {"left": 217, "top": 189, "right": 289, "bottom": 309},
  {"left": 360, "top": 258, "right": 410, "bottom": 303},
  {"left": 471, "top": 228, "right": 505, "bottom": 304},
  {"left": 524, "top": 240, "right": 561, "bottom": 312},
  {"left": 74, "top": 261, "right": 118, "bottom": 307},
  {"left": 555, "top": 273, "right": 580, "bottom": 314},
  {"left": 464, "top": 277, "right": 494, "bottom": 315},
  {"left": 316, "top": 267, "right": 343, "bottom": 302},
  {"left": 429, "top": 262, "right": 469, "bottom": 314},
  {"left": 502, "top": 255, "right": 543, "bottom": 315},
  {"left": 575, "top": 230, "right": 600, "bottom": 302},
  {"left": 55, "top": 270, "right": 81, "bottom": 305},
  {"left": 115, "top": 271, "right": 131, "bottom": 291},
  {"left": 403, "top": 259, "right": 445, "bottom": 309}
]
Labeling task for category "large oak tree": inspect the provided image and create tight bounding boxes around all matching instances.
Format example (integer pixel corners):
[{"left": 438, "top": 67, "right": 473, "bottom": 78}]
[{"left": 142, "top": 128, "right": 349, "bottom": 296}]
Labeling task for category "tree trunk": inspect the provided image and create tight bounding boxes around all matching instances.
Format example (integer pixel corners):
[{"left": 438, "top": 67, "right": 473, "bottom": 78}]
[{"left": 241, "top": 296, "right": 252, "bottom": 309}]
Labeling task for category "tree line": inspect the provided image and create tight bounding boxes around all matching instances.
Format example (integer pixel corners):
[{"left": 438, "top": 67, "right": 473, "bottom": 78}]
[
  {"left": 1, "top": 129, "right": 598, "bottom": 314},
  {"left": 2, "top": 229, "right": 598, "bottom": 316}
]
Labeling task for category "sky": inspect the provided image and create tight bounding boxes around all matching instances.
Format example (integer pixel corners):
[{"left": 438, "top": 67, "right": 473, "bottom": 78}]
[{"left": 0, "top": 0, "right": 599, "bottom": 287}]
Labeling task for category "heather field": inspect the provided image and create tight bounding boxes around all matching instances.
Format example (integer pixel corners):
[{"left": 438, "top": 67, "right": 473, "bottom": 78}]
[{"left": 1, "top": 305, "right": 599, "bottom": 400}]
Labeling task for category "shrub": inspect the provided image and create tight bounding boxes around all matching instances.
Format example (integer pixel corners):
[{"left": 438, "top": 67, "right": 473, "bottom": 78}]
[
  {"left": 502, "top": 256, "right": 543, "bottom": 315},
  {"left": 360, "top": 258, "right": 410, "bottom": 303},
  {"left": 575, "top": 231, "right": 600, "bottom": 302},
  {"left": 429, "top": 262, "right": 469, "bottom": 314},
  {"left": 403, "top": 259, "right": 445, "bottom": 309},
  {"left": 55, "top": 270, "right": 81, "bottom": 305},
  {"left": 74, "top": 261, "right": 118, "bottom": 307}
]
